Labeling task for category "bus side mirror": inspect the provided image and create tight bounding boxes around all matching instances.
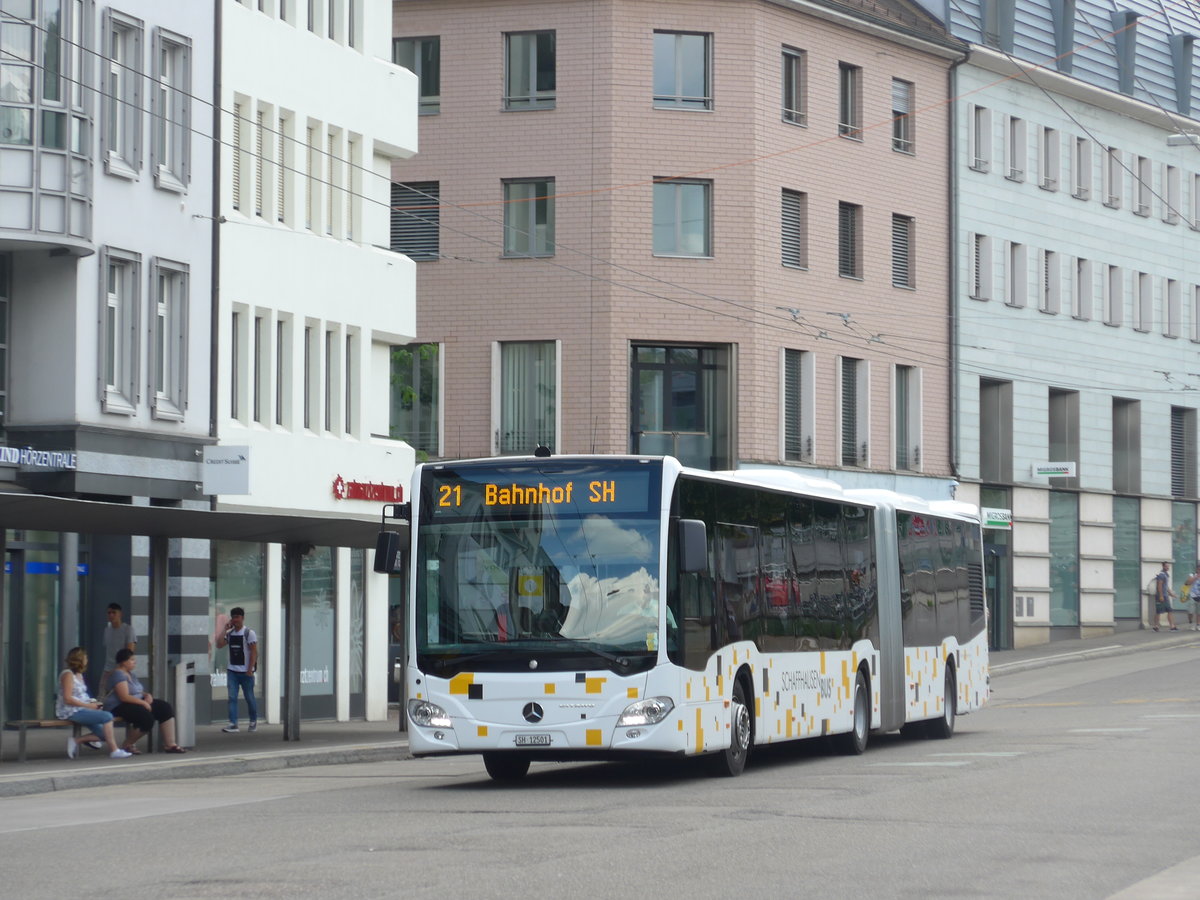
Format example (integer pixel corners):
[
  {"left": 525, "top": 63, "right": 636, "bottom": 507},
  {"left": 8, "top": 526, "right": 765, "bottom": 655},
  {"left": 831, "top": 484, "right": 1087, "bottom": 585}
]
[
  {"left": 678, "top": 518, "right": 707, "bottom": 573},
  {"left": 374, "top": 530, "right": 406, "bottom": 574}
]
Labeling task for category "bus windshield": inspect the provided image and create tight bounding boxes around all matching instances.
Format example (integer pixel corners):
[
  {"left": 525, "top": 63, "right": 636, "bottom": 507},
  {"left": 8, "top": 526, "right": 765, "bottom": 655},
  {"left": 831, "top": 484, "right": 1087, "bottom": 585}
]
[{"left": 415, "top": 460, "right": 663, "bottom": 673}]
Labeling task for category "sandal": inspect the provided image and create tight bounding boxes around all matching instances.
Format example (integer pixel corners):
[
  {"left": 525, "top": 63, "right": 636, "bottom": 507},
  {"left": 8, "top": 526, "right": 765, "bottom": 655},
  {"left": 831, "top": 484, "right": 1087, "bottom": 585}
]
[{"left": 164, "top": 745, "right": 188, "bottom": 754}]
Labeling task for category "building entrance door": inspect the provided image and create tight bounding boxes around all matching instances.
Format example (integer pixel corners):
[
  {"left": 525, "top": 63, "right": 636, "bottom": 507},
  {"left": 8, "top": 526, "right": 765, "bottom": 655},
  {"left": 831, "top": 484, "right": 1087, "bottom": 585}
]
[{"left": 985, "top": 542, "right": 1011, "bottom": 650}]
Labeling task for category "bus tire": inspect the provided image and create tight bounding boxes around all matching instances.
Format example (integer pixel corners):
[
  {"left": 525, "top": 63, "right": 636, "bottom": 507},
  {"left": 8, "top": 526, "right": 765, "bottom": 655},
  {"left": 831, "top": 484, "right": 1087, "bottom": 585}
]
[
  {"left": 925, "top": 666, "right": 956, "bottom": 740},
  {"left": 835, "top": 670, "right": 870, "bottom": 755},
  {"left": 483, "top": 752, "right": 531, "bottom": 781},
  {"left": 711, "top": 677, "right": 752, "bottom": 777}
]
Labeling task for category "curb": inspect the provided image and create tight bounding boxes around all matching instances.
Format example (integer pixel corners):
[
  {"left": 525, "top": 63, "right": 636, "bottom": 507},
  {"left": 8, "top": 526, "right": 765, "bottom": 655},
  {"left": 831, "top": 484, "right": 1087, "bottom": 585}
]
[
  {"left": 990, "top": 633, "right": 1199, "bottom": 677},
  {"left": 0, "top": 741, "right": 409, "bottom": 798}
]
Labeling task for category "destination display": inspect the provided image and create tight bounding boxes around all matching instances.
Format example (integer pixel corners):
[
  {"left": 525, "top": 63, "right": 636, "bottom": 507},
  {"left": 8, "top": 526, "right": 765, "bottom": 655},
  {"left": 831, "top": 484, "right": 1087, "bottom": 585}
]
[{"left": 424, "top": 465, "right": 656, "bottom": 518}]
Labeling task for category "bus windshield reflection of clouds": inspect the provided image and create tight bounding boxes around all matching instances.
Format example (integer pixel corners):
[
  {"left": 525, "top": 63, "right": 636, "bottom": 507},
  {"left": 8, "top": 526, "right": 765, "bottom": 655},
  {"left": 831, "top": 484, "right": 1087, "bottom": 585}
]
[{"left": 420, "top": 472, "right": 661, "bottom": 655}]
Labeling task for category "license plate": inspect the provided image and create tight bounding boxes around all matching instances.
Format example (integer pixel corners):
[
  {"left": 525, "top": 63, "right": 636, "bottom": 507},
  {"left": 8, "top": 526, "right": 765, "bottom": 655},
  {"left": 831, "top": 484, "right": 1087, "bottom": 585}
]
[{"left": 515, "top": 734, "right": 551, "bottom": 747}]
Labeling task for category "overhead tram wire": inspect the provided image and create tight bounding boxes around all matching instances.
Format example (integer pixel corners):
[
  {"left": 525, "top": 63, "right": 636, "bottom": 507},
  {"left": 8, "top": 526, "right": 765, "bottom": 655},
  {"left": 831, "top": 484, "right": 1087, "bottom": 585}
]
[{"left": 5, "top": 6, "right": 1196, "bottom": 380}]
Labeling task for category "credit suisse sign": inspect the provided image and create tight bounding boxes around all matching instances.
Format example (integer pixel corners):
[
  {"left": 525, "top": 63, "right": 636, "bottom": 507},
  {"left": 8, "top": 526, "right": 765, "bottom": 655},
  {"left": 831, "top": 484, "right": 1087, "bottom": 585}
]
[{"left": 331, "top": 475, "right": 403, "bottom": 503}]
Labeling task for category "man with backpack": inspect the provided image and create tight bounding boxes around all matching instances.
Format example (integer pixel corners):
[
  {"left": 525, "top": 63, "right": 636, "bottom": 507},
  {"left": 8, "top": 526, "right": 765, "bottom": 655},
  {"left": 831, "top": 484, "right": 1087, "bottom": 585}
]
[{"left": 1151, "top": 561, "right": 1178, "bottom": 632}]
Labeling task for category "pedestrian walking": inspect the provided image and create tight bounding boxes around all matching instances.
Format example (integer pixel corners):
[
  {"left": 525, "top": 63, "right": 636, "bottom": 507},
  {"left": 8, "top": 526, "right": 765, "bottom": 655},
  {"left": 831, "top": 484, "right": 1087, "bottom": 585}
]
[
  {"left": 217, "top": 606, "right": 258, "bottom": 733},
  {"left": 1152, "top": 561, "right": 1178, "bottom": 632}
]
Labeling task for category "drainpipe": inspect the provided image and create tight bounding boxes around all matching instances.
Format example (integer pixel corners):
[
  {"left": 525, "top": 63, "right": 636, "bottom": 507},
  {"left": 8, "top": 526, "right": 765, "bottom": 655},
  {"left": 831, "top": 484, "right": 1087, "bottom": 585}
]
[
  {"left": 948, "top": 52, "right": 967, "bottom": 489},
  {"left": 209, "top": 0, "right": 223, "bottom": 492}
]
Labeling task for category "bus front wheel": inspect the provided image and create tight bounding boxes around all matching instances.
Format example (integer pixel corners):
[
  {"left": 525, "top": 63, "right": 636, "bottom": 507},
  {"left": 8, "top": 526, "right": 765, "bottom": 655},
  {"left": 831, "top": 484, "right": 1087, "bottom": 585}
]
[
  {"left": 483, "top": 752, "right": 531, "bottom": 781},
  {"left": 711, "top": 678, "right": 752, "bottom": 777}
]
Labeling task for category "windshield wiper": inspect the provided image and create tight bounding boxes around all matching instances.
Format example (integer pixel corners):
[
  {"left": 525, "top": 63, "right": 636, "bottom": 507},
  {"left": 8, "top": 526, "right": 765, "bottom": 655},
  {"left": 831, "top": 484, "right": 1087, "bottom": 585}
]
[{"left": 531, "top": 632, "right": 635, "bottom": 671}]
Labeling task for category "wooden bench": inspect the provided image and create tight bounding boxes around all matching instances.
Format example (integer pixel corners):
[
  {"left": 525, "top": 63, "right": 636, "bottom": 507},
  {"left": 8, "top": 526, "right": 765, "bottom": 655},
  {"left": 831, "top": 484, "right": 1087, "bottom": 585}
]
[{"left": 4, "top": 717, "right": 128, "bottom": 762}]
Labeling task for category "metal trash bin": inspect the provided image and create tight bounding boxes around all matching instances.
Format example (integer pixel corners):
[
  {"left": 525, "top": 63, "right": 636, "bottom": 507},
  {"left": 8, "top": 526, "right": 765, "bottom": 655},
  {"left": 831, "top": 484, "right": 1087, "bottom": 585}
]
[{"left": 174, "top": 661, "right": 196, "bottom": 748}]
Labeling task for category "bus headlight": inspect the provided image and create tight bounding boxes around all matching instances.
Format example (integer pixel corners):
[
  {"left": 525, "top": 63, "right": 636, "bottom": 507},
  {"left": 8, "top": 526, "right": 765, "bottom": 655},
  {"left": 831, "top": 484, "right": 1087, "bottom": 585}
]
[
  {"left": 616, "top": 696, "right": 674, "bottom": 726},
  {"left": 408, "top": 699, "right": 452, "bottom": 728}
]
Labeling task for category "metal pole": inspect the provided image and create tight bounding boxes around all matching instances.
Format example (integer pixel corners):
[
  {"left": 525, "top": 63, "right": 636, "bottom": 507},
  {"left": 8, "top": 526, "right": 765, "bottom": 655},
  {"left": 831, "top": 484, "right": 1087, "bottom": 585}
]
[
  {"left": 0, "top": 530, "right": 7, "bottom": 760},
  {"left": 59, "top": 532, "right": 79, "bottom": 662},
  {"left": 150, "top": 535, "right": 169, "bottom": 753},
  {"left": 283, "top": 543, "right": 302, "bottom": 741}
]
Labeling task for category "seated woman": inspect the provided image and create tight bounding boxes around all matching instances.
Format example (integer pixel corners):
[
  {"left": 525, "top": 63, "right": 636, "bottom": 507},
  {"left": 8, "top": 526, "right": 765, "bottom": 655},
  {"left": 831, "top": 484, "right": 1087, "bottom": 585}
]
[
  {"left": 104, "top": 648, "right": 187, "bottom": 754},
  {"left": 57, "top": 647, "right": 133, "bottom": 759}
]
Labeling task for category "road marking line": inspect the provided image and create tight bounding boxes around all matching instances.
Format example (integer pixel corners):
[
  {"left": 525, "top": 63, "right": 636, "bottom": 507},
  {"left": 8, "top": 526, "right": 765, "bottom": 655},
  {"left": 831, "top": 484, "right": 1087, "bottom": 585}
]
[
  {"left": 866, "top": 761, "right": 972, "bottom": 768},
  {"left": 929, "top": 752, "right": 1024, "bottom": 757},
  {"left": 1069, "top": 727, "right": 1148, "bottom": 733}
]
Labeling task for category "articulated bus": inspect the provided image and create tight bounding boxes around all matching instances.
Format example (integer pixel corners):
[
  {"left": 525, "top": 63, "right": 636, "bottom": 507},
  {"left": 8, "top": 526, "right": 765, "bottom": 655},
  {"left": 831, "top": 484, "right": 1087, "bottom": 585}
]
[{"left": 380, "top": 454, "right": 989, "bottom": 780}]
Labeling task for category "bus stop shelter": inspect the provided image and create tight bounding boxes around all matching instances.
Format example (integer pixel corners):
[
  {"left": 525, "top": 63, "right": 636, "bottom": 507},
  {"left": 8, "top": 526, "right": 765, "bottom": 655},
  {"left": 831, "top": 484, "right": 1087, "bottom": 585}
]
[{"left": 0, "top": 489, "right": 398, "bottom": 757}]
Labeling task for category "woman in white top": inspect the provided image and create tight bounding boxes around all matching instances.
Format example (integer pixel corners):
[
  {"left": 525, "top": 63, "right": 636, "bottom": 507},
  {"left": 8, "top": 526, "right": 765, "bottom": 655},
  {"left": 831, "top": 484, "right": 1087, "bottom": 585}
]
[{"left": 56, "top": 647, "right": 132, "bottom": 759}]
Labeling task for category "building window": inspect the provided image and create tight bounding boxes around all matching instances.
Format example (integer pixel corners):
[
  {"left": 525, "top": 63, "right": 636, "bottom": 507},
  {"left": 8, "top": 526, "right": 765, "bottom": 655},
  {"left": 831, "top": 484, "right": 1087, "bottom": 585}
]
[
  {"left": 892, "top": 214, "right": 914, "bottom": 288},
  {"left": 504, "top": 31, "right": 555, "bottom": 110},
  {"left": 231, "top": 101, "right": 244, "bottom": 211},
  {"left": 1172, "top": 406, "right": 1197, "bottom": 497},
  {"left": 1113, "top": 398, "right": 1140, "bottom": 494},
  {"left": 838, "top": 63, "right": 861, "bottom": 137},
  {"left": 970, "top": 105, "right": 991, "bottom": 171},
  {"left": 631, "top": 344, "right": 731, "bottom": 470},
  {"left": 1039, "top": 126, "right": 1058, "bottom": 189},
  {"left": 782, "top": 348, "right": 812, "bottom": 462},
  {"left": 1165, "top": 164, "right": 1180, "bottom": 224},
  {"left": 1073, "top": 257, "right": 1092, "bottom": 320},
  {"left": 1135, "top": 155, "right": 1152, "bottom": 216},
  {"left": 1048, "top": 491, "right": 1079, "bottom": 625},
  {"left": 276, "top": 113, "right": 290, "bottom": 224},
  {"left": 1040, "top": 249, "right": 1059, "bottom": 313},
  {"left": 971, "top": 233, "right": 992, "bottom": 300},
  {"left": 653, "top": 31, "right": 711, "bottom": 110},
  {"left": 781, "top": 189, "right": 807, "bottom": 269},
  {"left": 253, "top": 314, "right": 265, "bottom": 423},
  {"left": 1135, "top": 272, "right": 1153, "bottom": 332},
  {"left": 1104, "top": 146, "right": 1122, "bottom": 207},
  {"left": 151, "top": 29, "right": 190, "bottom": 190},
  {"left": 390, "top": 342, "right": 440, "bottom": 456},
  {"left": 391, "top": 181, "right": 439, "bottom": 260},
  {"left": 1048, "top": 388, "right": 1080, "bottom": 489},
  {"left": 1053, "top": 0, "right": 1077, "bottom": 72},
  {"left": 840, "top": 356, "right": 868, "bottom": 466},
  {"left": 1072, "top": 136, "right": 1090, "bottom": 198},
  {"left": 503, "top": 178, "right": 555, "bottom": 257},
  {"left": 101, "top": 248, "right": 140, "bottom": 414},
  {"left": 102, "top": 10, "right": 144, "bottom": 177},
  {"left": 150, "top": 260, "right": 188, "bottom": 420},
  {"left": 275, "top": 316, "right": 290, "bottom": 428},
  {"left": 1005, "top": 116, "right": 1025, "bottom": 181},
  {"left": 1166, "top": 279, "right": 1181, "bottom": 337},
  {"left": 979, "top": 378, "right": 1013, "bottom": 482},
  {"left": 1193, "top": 174, "right": 1200, "bottom": 228},
  {"left": 781, "top": 46, "right": 806, "bottom": 125},
  {"left": 393, "top": 36, "right": 440, "bottom": 114},
  {"left": 498, "top": 341, "right": 556, "bottom": 454},
  {"left": 891, "top": 79, "right": 913, "bottom": 152},
  {"left": 837, "top": 202, "right": 861, "bottom": 278},
  {"left": 1005, "top": 241, "right": 1026, "bottom": 307},
  {"left": 1105, "top": 265, "right": 1124, "bottom": 325},
  {"left": 894, "top": 365, "right": 920, "bottom": 470},
  {"left": 653, "top": 179, "right": 711, "bottom": 257}
]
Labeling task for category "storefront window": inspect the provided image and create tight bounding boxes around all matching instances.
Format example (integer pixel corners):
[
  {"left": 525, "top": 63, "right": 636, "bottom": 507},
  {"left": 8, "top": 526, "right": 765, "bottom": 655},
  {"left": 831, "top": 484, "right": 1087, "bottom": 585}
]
[
  {"left": 209, "top": 540, "right": 264, "bottom": 721},
  {"left": 300, "top": 546, "right": 335, "bottom": 717},
  {"left": 1112, "top": 497, "right": 1141, "bottom": 619},
  {"left": 1048, "top": 491, "right": 1079, "bottom": 626}
]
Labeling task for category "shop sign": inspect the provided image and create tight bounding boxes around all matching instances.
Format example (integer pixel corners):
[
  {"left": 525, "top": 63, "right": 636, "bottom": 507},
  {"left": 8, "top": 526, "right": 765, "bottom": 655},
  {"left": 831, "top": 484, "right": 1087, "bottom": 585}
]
[
  {"left": 0, "top": 445, "right": 77, "bottom": 469},
  {"left": 1032, "top": 461, "right": 1076, "bottom": 478},
  {"left": 203, "top": 445, "right": 250, "bottom": 495},
  {"left": 332, "top": 475, "right": 404, "bottom": 502},
  {"left": 981, "top": 507, "right": 1012, "bottom": 530}
]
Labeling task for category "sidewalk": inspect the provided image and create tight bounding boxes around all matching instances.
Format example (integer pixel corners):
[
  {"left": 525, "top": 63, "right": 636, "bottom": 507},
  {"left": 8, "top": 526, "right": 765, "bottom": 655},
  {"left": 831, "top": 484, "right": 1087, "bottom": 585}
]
[{"left": 3, "top": 627, "right": 1197, "bottom": 798}]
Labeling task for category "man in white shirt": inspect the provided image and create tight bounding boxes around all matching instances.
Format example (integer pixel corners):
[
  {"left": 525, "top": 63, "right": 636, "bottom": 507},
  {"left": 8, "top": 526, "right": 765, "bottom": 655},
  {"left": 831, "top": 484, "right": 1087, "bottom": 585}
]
[
  {"left": 100, "top": 603, "right": 136, "bottom": 693},
  {"left": 216, "top": 607, "right": 258, "bottom": 732}
]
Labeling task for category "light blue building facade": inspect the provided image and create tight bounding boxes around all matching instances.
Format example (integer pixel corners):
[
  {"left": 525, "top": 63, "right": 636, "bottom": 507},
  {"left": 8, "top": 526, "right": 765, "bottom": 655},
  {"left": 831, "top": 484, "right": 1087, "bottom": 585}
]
[{"left": 915, "top": 0, "right": 1200, "bottom": 646}]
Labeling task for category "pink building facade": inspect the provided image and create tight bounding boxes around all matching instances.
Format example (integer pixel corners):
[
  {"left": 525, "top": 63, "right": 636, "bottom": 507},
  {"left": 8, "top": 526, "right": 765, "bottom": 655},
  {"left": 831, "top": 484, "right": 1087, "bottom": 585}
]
[{"left": 391, "top": 0, "right": 963, "bottom": 491}]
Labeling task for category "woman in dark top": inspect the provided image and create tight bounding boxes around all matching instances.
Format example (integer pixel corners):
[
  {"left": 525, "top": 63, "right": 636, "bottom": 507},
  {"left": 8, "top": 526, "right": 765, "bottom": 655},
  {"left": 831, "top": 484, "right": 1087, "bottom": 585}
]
[{"left": 105, "top": 648, "right": 187, "bottom": 753}]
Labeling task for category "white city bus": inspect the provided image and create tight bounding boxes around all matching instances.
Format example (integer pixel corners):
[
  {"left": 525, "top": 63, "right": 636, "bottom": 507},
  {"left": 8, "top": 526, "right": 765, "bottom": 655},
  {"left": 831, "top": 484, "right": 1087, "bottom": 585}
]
[{"left": 380, "top": 454, "right": 988, "bottom": 780}]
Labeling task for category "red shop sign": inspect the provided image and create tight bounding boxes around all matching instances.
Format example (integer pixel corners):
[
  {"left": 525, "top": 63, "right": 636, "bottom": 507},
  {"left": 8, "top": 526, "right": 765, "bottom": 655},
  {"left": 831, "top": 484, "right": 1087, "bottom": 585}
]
[{"left": 332, "top": 475, "right": 404, "bottom": 503}]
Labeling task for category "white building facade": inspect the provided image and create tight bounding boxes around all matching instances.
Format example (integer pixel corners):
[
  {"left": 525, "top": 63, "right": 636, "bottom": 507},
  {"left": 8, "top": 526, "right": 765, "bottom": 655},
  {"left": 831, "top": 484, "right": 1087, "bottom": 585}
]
[
  {"left": 214, "top": 0, "right": 418, "bottom": 722},
  {"left": 918, "top": 0, "right": 1200, "bottom": 647}
]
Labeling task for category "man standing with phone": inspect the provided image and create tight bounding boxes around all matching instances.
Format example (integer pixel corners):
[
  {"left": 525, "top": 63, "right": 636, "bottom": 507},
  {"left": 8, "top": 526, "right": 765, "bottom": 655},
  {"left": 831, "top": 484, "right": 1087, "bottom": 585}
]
[{"left": 217, "top": 607, "right": 258, "bottom": 733}]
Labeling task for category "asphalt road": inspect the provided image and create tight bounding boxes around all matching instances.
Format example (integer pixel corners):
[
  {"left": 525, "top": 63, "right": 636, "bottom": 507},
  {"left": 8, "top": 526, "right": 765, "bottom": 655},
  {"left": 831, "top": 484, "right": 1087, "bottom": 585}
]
[{"left": 3, "top": 639, "right": 1199, "bottom": 899}]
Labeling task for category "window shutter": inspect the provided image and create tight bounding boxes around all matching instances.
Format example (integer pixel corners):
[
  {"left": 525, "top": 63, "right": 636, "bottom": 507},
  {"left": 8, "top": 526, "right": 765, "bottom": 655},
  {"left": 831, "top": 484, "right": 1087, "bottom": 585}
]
[
  {"left": 784, "top": 349, "right": 803, "bottom": 460},
  {"left": 891, "top": 79, "right": 911, "bottom": 116},
  {"left": 391, "top": 181, "right": 440, "bottom": 260},
  {"left": 781, "top": 190, "right": 804, "bottom": 267},
  {"left": 892, "top": 215, "right": 912, "bottom": 287},
  {"left": 838, "top": 203, "right": 858, "bottom": 277},
  {"left": 231, "top": 102, "right": 242, "bottom": 210},
  {"left": 841, "top": 359, "right": 858, "bottom": 465}
]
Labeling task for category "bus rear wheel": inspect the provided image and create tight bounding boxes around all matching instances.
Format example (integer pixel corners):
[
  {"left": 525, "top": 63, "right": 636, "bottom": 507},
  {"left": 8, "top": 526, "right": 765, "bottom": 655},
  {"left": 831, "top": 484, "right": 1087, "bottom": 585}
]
[
  {"left": 926, "top": 666, "right": 956, "bottom": 740},
  {"left": 483, "top": 752, "right": 531, "bottom": 781},
  {"left": 711, "top": 678, "right": 752, "bottom": 777},
  {"left": 835, "top": 670, "right": 869, "bottom": 755}
]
